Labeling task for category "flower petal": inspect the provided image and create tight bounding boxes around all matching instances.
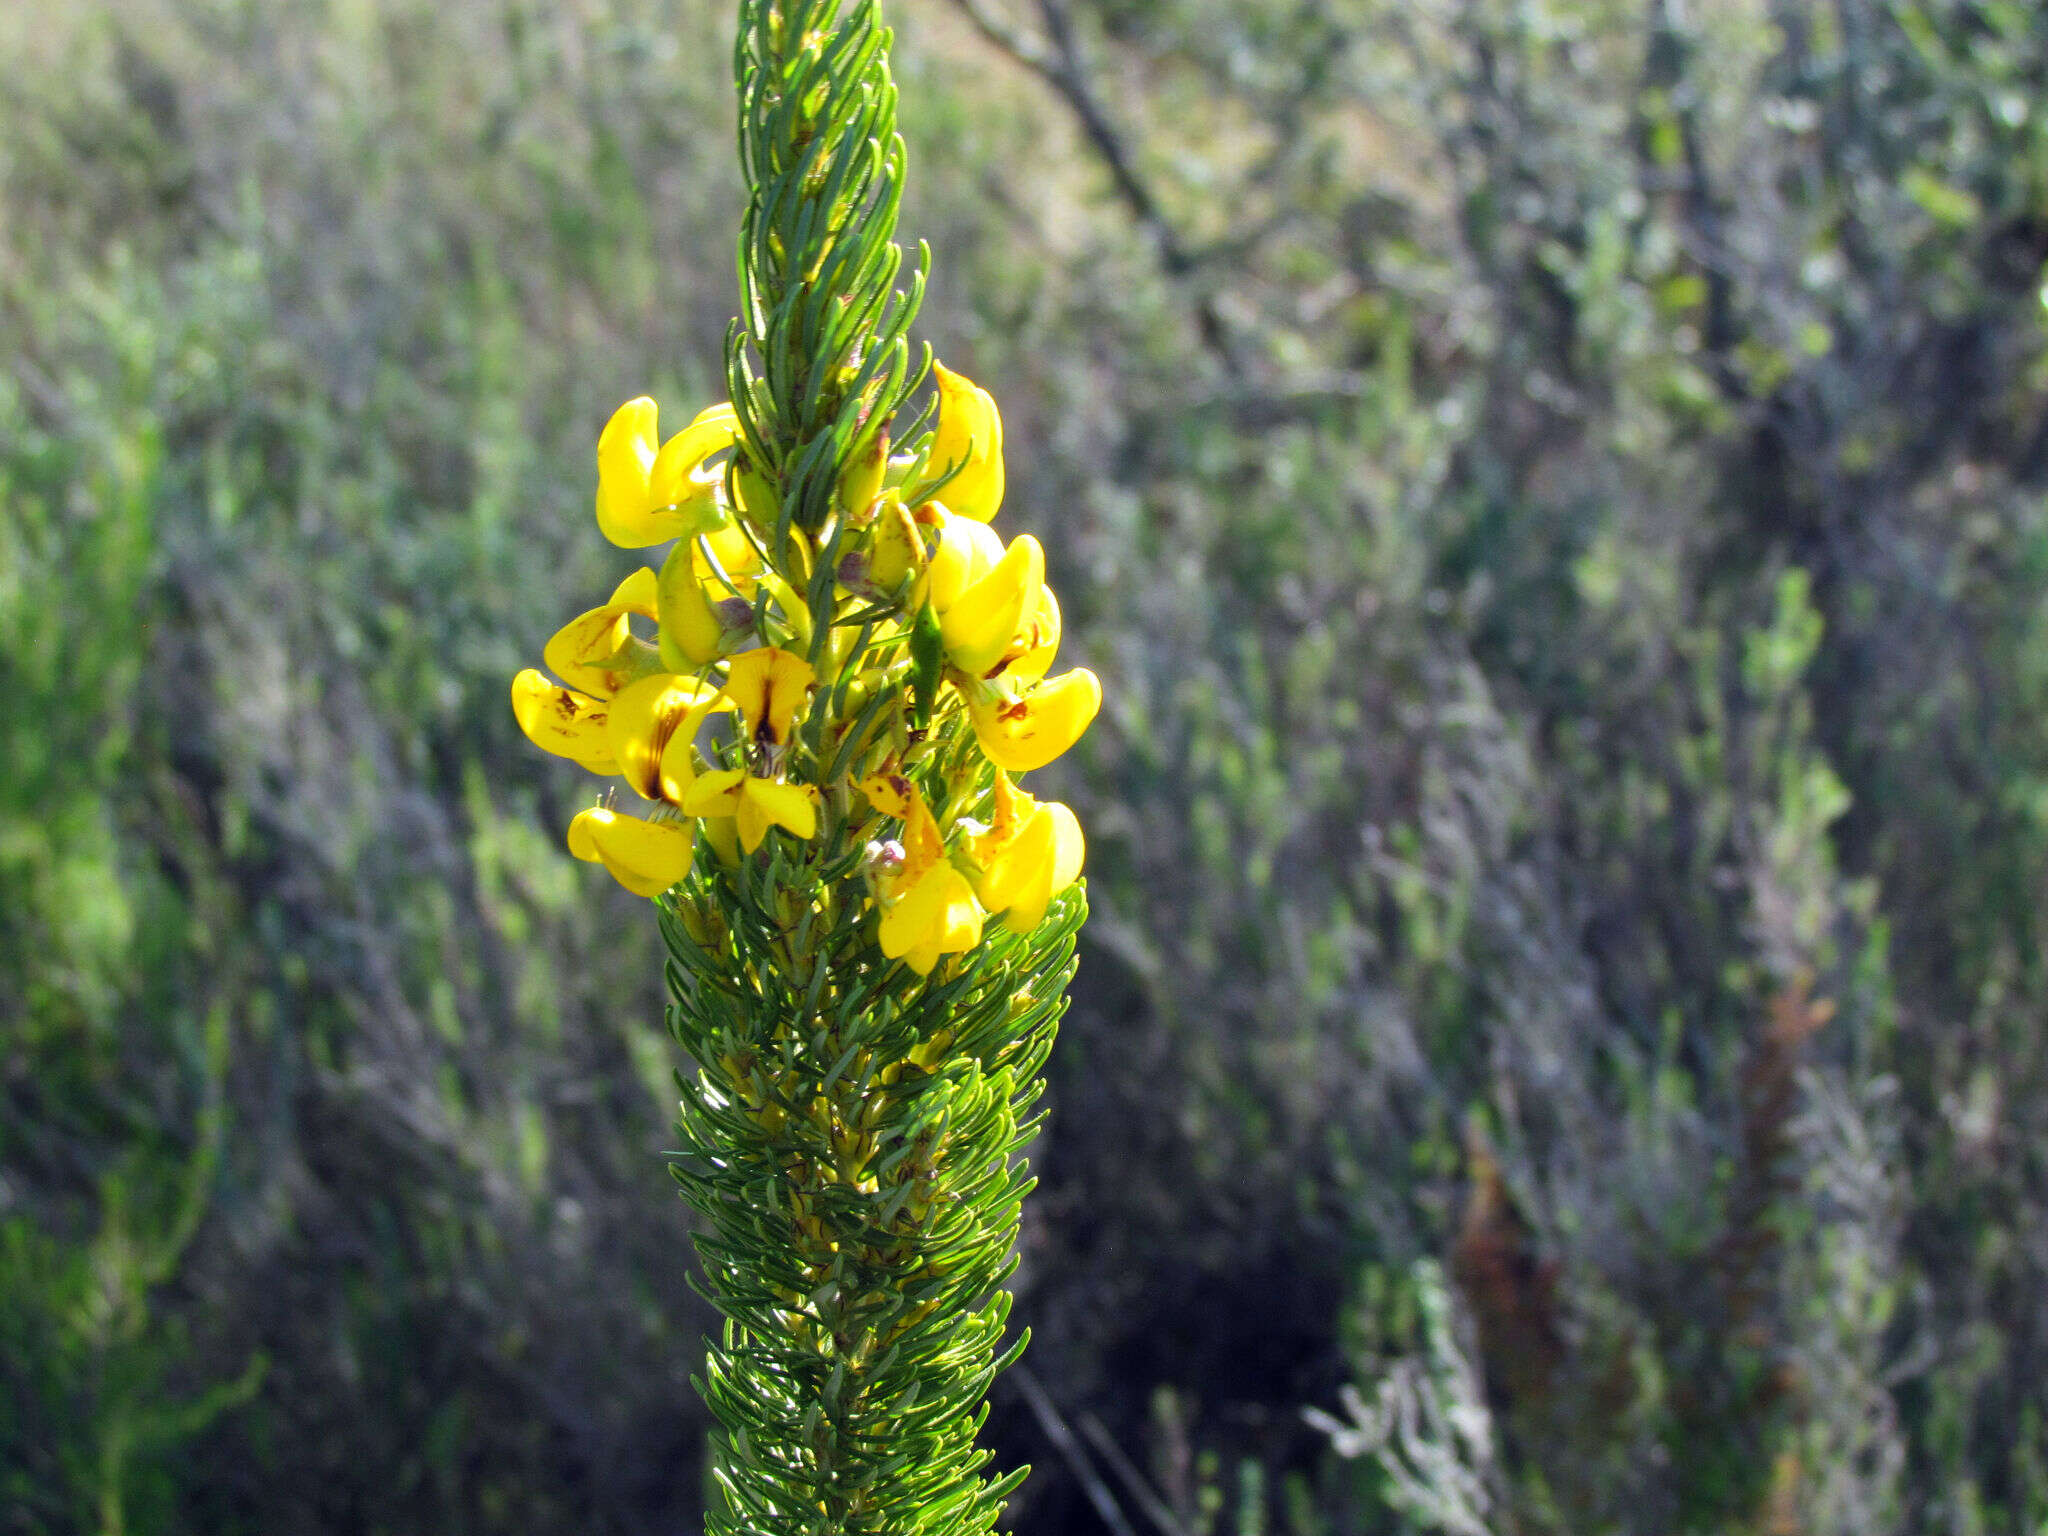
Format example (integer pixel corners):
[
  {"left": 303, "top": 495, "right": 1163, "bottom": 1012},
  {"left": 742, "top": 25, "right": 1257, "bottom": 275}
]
[
  {"left": 608, "top": 673, "right": 721, "bottom": 801},
  {"left": 721, "top": 647, "right": 815, "bottom": 748},
  {"left": 679, "top": 767, "right": 746, "bottom": 819},
  {"left": 1046, "top": 800, "right": 1085, "bottom": 889},
  {"left": 923, "top": 511, "right": 1004, "bottom": 613},
  {"left": 1003, "top": 802, "right": 1085, "bottom": 932},
  {"left": 997, "top": 583, "right": 1061, "bottom": 686},
  {"left": 512, "top": 668, "right": 618, "bottom": 774},
  {"left": 746, "top": 779, "right": 819, "bottom": 842},
  {"left": 968, "top": 667, "right": 1102, "bottom": 774},
  {"left": 880, "top": 863, "right": 983, "bottom": 963},
  {"left": 978, "top": 801, "right": 1055, "bottom": 917},
  {"left": 859, "top": 772, "right": 916, "bottom": 818},
  {"left": 608, "top": 566, "right": 660, "bottom": 618},
  {"left": 699, "top": 521, "right": 762, "bottom": 583},
  {"left": 927, "top": 363, "right": 1004, "bottom": 522},
  {"left": 597, "top": 399, "right": 736, "bottom": 548},
  {"left": 543, "top": 605, "right": 635, "bottom": 697},
  {"left": 595, "top": 398, "right": 661, "bottom": 544},
  {"left": 656, "top": 700, "right": 721, "bottom": 805},
  {"left": 566, "top": 807, "right": 609, "bottom": 862},
  {"left": 648, "top": 404, "right": 740, "bottom": 511},
  {"left": 942, "top": 533, "right": 1043, "bottom": 677},
  {"left": 587, "top": 809, "right": 697, "bottom": 897},
  {"left": 733, "top": 782, "right": 819, "bottom": 856},
  {"left": 658, "top": 541, "right": 725, "bottom": 667},
  {"left": 734, "top": 778, "right": 820, "bottom": 852},
  {"left": 565, "top": 805, "right": 696, "bottom": 897}
]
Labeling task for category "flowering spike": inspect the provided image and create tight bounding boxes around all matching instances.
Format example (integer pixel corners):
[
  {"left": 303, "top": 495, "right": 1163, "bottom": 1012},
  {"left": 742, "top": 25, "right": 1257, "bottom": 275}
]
[{"left": 504, "top": 3, "right": 1099, "bottom": 1528}]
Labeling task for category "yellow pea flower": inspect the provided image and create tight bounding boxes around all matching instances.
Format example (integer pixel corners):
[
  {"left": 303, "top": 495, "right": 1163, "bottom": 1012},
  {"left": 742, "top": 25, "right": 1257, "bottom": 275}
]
[
  {"left": 721, "top": 646, "right": 815, "bottom": 752},
  {"left": 877, "top": 794, "right": 984, "bottom": 975},
  {"left": 512, "top": 668, "right": 618, "bottom": 774},
  {"left": 991, "top": 581, "right": 1062, "bottom": 685},
  {"left": 966, "top": 666, "right": 1102, "bottom": 774},
  {"left": 926, "top": 363, "right": 1004, "bottom": 522},
  {"left": 543, "top": 567, "right": 661, "bottom": 698},
  {"left": 919, "top": 509, "right": 1004, "bottom": 614},
  {"left": 910, "top": 510, "right": 1049, "bottom": 676},
  {"left": 567, "top": 804, "right": 697, "bottom": 898},
  {"left": 606, "top": 672, "right": 727, "bottom": 803},
  {"left": 596, "top": 398, "right": 741, "bottom": 548},
  {"left": 681, "top": 769, "right": 820, "bottom": 853},
  {"left": 940, "top": 532, "right": 1043, "bottom": 679},
  {"left": 970, "top": 771, "right": 1084, "bottom": 932}
]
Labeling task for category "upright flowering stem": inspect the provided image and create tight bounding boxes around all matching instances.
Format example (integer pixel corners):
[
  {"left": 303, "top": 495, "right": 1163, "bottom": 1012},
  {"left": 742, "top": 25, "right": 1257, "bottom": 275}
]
[{"left": 507, "top": 2, "right": 1101, "bottom": 1530}]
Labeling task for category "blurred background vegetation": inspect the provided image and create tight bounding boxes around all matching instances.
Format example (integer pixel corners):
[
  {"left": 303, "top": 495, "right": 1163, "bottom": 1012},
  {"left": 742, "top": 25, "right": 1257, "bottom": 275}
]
[{"left": 4, "top": 0, "right": 2047, "bottom": 1530}]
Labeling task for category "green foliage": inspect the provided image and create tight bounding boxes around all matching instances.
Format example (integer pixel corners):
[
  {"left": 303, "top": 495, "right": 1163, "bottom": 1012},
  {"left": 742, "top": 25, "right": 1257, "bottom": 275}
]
[
  {"left": 728, "top": 0, "right": 928, "bottom": 550},
  {"left": 665, "top": 879, "right": 1080, "bottom": 1532}
]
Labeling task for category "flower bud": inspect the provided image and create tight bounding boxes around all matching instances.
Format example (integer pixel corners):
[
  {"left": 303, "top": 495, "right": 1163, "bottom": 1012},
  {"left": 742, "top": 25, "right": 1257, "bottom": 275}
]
[
  {"left": 866, "top": 496, "right": 925, "bottom": 593},
  {"left": 838, "top": 429, "right": 888, "bottom": 519},
  {"left": 925, "top": 364, "right": 1004, "bottom": 522},
  {"left": 658, "top": 541, "right": 726, "bottom": 668}
]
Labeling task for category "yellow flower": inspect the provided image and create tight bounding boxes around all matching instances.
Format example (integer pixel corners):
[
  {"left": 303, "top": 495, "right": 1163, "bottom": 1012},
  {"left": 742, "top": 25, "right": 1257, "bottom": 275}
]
[
  {"left": 721, "top": 646, "right": 815, "bottom": 752},
  {"left": 606, "top": 672, "right": 727, "bottom": 803},
  {"left": 512, "top": 668, "right": 618, "bottom": 774},
  {"left": 967, "top": 667, "right": 1102, "bottom": 774},
  {"left": 992, "top": 581, "right": 1062, "bottom": 684},
  {"left": 680, "top": 769, "right": 820, "bottom": 854},
  {"left": 596, "top": 398, "right": 741, "bottom": 548},
  {"left": 920, "top": 509, "right": 1004, "bottom": 614},
  {"left": 909, "top": 509, "right": 1051, "bottom": 676},
  {"left": 970, "top": 772, "right": 1084, "bottom": 932},
  {"left": 925, "top": 363, "right": 1005, "bottom": 522},
  {"left": 543, "top": 567, "right": 660, "bottom": 698},
  {"left": 878, "top": 794, "right": 984, "bottom": 975},
  {"left": 939, "top": 531, "right": 1043, "bottom": 678},
  {"left": 567, "top": 804, "right": 697, "bottom": 897}
]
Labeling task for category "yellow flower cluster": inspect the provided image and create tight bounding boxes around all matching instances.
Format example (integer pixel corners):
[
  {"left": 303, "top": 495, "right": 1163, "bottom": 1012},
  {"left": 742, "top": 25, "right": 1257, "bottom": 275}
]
[{"left": 511, "top": 364, "right": 1099, "bottom": 972}]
